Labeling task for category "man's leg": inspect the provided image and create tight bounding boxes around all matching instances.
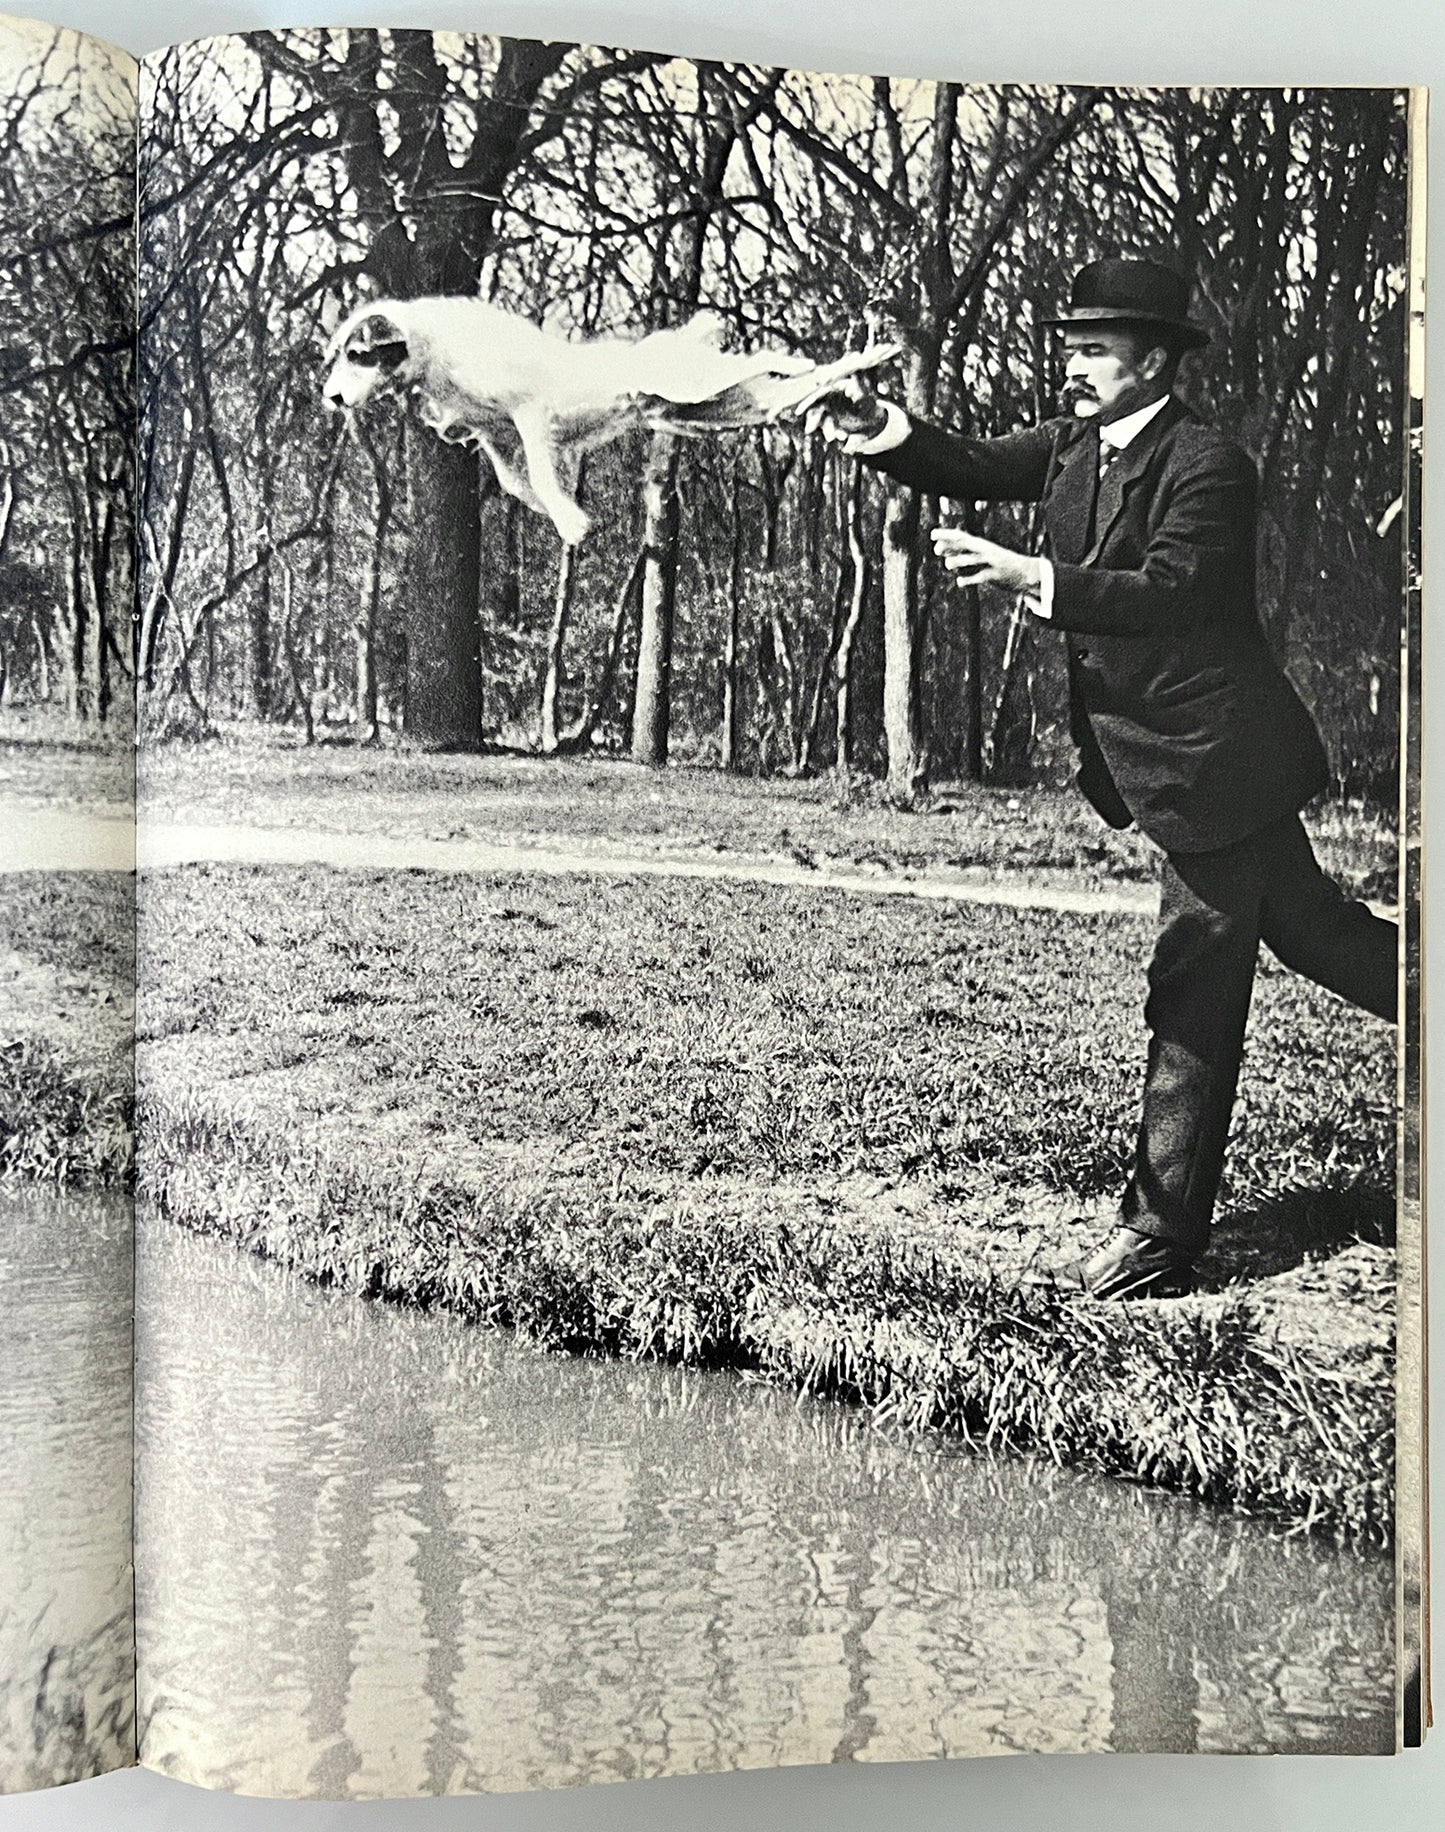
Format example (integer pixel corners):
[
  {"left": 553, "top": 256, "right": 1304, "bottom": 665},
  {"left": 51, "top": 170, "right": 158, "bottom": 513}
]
[
  {"left": 1258, "top": 816, "right": 1397, "bottom": 1022},
  {"left": 1088, "top": 813, "right": 1398, "bottom": 1297},
  {"left": 1116, "top": 829, "right": 1270, "bottom": 1260}
]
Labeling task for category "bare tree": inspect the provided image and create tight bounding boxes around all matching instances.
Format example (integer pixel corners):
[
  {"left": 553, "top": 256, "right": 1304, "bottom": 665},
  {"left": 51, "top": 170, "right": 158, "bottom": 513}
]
[
  {"left": 133, "top": 41, "right": 1408, "bottom": 806},
  {"left": 0, "top": 21, "right": 134, "bottom": 722}
]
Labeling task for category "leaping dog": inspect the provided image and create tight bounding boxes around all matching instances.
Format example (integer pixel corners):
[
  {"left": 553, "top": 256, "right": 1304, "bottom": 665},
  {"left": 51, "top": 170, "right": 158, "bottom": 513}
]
[{"left": 321, "top": 297, "right": 896, "bottom": 545}]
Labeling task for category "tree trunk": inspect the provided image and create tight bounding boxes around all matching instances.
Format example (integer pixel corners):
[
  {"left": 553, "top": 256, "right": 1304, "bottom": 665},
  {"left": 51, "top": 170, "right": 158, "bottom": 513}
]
[
  {"left": 96, "top": 491, "right": 121, "bottom": 723},
  {"left": 31, "top": 616, "right": 49, "bottom": 702},
  {"left": 834, "top": 471, "right": 869, "bottom": 774},
  {"left": 246, "top": 261, "right": 276, "bottom": 719},
  {"left": 86, "top": 512, "right": 108, "bottom": 725},
  {"left": 631, "top": 433, "right": 680, "bottom": 765},
  {"left": 64, "top": 573, "right": 84, "bottom": 720},
  {"left": 625, "top": 69, "right": 768, "bottom": 767},
  {"left": 541, "top": 540, "right": 579, "bottom": 752},
  {"left": 985, "top": 602, "right": 1035, "bottom": 785},
  {"left": 721, "top": 586, "right": 742, "bottom": 770},
  {"left": 870, "top": 86, "right": 956, "bottom": 804},
  {"left": 356, "top": 523, "right": 381, "bottom": 740},
  {"left": 355, "top": 577, "right": 378, "bottom": 741},
  {"left": 961, "top": 583, "right": 983, "bottom": 780},
  {"left": 357, "top": 434, "right": 394, "bottom": 739},
  {"left": 339, "top": 31, "right": 566, "bottom": 749},
  {"left": 773, "top": 606, "right": 801, "bottom": 769},
  {"left": 721, "top": 469, "right": 745, "bottom": 770},
  {"left": 881, "top": 484, "right": 927, "bottom": 800},
  {"left": 280, "top": 564, "right": 314, "bottom": 744},
  {"left": 394, "top": 438, "right": 481, "bottom": 746},
  {"left": 59, "top": 463, "right": 101, "bottom": 723},
  {"left": 559, "top": 542, "right": 644, "bottom": 753},
  {"left": 0, "top": 447, "right": 14, "bottom": 564},
  {"left": 252, "top": 573, "right": 274, "bottom": 719}
]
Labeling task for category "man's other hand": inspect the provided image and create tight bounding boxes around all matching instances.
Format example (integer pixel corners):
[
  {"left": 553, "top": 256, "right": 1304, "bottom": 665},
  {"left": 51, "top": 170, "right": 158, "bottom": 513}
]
[
  {"left": 931, "top": 528, "right": 1043, "bottom": 594},
  {"left": 798, "top": 375, "right": 890, "bottom": 444}
]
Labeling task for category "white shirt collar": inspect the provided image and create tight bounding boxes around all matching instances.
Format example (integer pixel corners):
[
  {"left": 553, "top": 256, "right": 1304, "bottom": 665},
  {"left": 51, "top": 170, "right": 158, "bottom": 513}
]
[{"left": 1099, "top": 393, "right": 1173, "bottom": 451}]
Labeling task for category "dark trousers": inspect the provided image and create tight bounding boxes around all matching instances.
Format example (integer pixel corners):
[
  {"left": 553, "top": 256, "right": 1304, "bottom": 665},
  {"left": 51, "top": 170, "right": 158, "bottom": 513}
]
[{"left": 1120, "top": 812, "right": 1397, "bottom": 1255}]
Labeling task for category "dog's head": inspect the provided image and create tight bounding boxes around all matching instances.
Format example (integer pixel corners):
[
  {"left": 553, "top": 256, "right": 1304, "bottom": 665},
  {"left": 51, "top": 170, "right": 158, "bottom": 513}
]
[{"left": 321, "top": 307, "right": 412, "bottom": 410}]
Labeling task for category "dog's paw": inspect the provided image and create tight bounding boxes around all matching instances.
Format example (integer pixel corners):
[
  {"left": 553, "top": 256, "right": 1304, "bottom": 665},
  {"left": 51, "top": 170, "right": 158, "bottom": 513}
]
[{"left": 550, "top": 500, "right": 592, "bottom": 546}]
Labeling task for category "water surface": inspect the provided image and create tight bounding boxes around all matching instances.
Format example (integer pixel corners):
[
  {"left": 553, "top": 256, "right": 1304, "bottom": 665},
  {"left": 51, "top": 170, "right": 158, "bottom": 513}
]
[
  {"left": 137, "top": 1224, "right": 1394, "bottom": 1798},
  {"left": 0, "top": 1188, "right": 134, "bottom": 1790}
]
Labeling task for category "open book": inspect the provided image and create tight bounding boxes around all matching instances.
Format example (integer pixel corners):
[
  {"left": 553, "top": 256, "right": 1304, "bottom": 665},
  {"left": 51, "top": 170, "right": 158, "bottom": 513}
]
[{"left": 0, "top": 9, "right": 1428, "bottom": 1800}]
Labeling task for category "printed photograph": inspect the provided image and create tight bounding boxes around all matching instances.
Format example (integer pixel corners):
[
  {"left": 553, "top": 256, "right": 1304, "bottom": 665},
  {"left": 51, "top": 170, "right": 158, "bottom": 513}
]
[
  {"left": 133, "top": 29, "right": 1415, "bottom": 1793},
  {"left": 0, "top": 12, "right": 137, "bottom": 1795}
]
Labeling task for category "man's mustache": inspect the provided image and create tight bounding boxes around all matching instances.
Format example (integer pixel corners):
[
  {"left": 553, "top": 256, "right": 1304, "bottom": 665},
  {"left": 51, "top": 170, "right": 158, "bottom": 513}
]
[{"left": 1061, "top": 381, "right": 1099, "bottom": 405}]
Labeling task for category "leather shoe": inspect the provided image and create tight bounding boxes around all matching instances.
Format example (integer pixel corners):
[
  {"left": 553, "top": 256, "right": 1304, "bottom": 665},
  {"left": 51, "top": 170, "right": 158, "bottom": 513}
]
[{"left": 1075, "top": 1226, "right": 1195, "bottom": 1300}]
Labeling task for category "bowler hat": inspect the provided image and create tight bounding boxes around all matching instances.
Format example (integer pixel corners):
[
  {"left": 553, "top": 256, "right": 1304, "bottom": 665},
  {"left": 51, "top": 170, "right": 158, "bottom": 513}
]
[{"left": 1043, "top": 258, "right": 1210, "bottom": 349}]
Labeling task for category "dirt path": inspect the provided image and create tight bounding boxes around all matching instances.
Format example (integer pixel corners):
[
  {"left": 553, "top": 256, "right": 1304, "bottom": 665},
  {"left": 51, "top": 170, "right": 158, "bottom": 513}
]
[
  {"left": 132, "top": 818, "right": 1157, "bottom": 917},
  {"left": 8, "top": 805, "right": 1401, "bottom": 921},
  {"left": 0, "top": 807, "right": 133, "bottom": 872},
  {"left": 1, "top": 800, "right": 1159, "bottom": 914}
]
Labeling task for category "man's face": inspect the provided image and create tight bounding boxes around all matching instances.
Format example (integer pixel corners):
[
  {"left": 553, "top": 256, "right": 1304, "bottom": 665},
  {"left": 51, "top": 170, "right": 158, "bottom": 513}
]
[{"left": 1059, "top": 326, "right": 1168, "bottom": 422}]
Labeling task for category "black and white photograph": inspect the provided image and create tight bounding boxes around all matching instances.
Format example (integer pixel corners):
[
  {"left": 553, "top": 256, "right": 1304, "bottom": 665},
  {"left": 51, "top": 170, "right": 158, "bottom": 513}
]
[
  {"left": 127, "top": 26, "right": 1421, "bottom": 1794},
  {"left": 0, "top": 9, "right": 137, "bottom": 1796},
  {"left": 0, "top": 3, "right": 1428, "bottom": 1811}
]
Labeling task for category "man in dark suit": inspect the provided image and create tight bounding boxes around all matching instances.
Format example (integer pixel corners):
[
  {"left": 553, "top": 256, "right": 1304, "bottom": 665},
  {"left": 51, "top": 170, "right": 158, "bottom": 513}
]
[{"left": 809, "top": 257, "right": 1397, "bottom": 1298}]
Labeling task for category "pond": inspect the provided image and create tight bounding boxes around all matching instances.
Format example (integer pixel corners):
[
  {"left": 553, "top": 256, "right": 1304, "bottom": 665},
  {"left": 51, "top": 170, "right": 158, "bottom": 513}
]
[
  {"left": 136, "top": 1223, "right": 1395, "bottom": 1799},
  {"left": 0, "top": 1188, "right": 134, "bottom": 1791}
]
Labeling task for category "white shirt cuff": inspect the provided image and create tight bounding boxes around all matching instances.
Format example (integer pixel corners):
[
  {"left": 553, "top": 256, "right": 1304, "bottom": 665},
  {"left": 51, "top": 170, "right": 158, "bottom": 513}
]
[
  {"left": 845, "top": 401, "right": 911, "bottom": 456},
  {"left": 1029, "top": 558, "right": 1055, "bottom": 620}
]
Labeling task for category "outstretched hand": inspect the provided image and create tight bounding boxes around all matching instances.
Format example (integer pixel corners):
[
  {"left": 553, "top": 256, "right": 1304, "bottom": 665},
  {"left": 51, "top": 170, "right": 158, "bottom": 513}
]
[
  {"left": 931, "top": 527, "right": 1043, "bottom": 594},
  {"left": 795, "top": 374, "right": 889, "bottom": 444}
]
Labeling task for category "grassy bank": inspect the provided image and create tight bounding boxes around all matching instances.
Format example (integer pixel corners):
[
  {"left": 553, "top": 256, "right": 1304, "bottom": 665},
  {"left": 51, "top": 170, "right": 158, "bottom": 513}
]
[
  {"left": 0, "top": 874, "right": 134, "bottom": 1186},
  {"left": 139, "top": 862, "right": 1396, "bottom": 1537}
]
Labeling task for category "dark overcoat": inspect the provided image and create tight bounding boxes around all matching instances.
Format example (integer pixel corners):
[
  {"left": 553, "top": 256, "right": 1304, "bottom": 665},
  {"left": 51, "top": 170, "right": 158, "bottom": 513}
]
[{"left": 870, "top": 396, "right": 1329, "bottom": 854}]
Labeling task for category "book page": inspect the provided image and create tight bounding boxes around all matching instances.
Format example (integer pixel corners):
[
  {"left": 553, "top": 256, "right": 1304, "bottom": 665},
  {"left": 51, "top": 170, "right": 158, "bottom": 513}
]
[
  {"left": 134, "top": 26, "right": 1420, "bottom": 1796},
  {"left": 0, "top": 11, "right": 137, "bottom": 1795}
]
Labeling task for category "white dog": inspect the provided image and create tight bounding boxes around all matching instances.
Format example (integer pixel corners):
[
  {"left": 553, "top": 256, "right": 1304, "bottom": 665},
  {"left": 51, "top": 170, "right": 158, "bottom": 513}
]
[{"left": 321, "top": 297, "right": 896, "bottom": 545}]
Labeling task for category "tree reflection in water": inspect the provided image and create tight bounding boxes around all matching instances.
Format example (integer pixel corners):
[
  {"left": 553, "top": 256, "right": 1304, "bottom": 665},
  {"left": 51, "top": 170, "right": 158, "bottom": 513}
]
[{"left": 136, "top": 1226, "right": 1396, "bottom": 1798}]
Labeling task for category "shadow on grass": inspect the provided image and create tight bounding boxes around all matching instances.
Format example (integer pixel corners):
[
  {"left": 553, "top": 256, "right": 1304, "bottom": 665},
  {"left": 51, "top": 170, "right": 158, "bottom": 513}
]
[{"left": 1203, "top": 1183, "right": 1395, "bottom": 1287}]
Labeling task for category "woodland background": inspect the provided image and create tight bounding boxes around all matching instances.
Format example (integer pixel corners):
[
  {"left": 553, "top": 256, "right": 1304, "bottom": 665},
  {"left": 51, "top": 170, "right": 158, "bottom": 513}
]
[
  {"left": 0, "top": 19, "right": 133, "bottom": 727},
  {"left": 1, "top": 26, "right": 1412, "bottom": 803}
]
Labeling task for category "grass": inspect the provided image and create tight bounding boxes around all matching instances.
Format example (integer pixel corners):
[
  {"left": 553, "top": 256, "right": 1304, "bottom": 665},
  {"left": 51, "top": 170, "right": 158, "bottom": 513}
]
[
  {"left": 0, "top": 1038, "right": 134, "bottom": 1184},
  {"left": 138, "top": 861, "right": 1397, "bottom": 1538},
  {"left": 2, "top": 871, "right": 136, "bottom": 986},
  {"left": 0, "top": 873, "right": 134, "bottom": 1187},
  {"left": 138, "top": 724, "right": 1400, "bottom": 903},
  {"left": 0, "top": 706, "right": 133, "bottom": 813}
]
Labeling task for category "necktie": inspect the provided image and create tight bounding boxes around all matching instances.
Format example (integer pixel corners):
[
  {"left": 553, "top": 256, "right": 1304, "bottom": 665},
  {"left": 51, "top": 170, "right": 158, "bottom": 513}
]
[{"left": 1085, "top": 436, "right": 1122, "bottom": 555}]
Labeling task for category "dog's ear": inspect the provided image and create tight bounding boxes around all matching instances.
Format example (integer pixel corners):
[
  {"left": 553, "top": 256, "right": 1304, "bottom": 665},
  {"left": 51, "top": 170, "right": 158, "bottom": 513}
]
[{"left": 345, "top": 312, "right": 409, "bottom": 373}]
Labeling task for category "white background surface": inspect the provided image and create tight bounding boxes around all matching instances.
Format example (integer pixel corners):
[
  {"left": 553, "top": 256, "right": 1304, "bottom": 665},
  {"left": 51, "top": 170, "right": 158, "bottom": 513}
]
[{"left": 3, "top": 2, "right": 1441, "bottom": 1826}]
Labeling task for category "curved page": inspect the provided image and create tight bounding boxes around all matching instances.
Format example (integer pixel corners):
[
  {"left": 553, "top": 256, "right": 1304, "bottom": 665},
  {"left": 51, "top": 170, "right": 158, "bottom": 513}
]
[{"left": 0, "top": 11, "right": 137, "bottom": 1794}]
